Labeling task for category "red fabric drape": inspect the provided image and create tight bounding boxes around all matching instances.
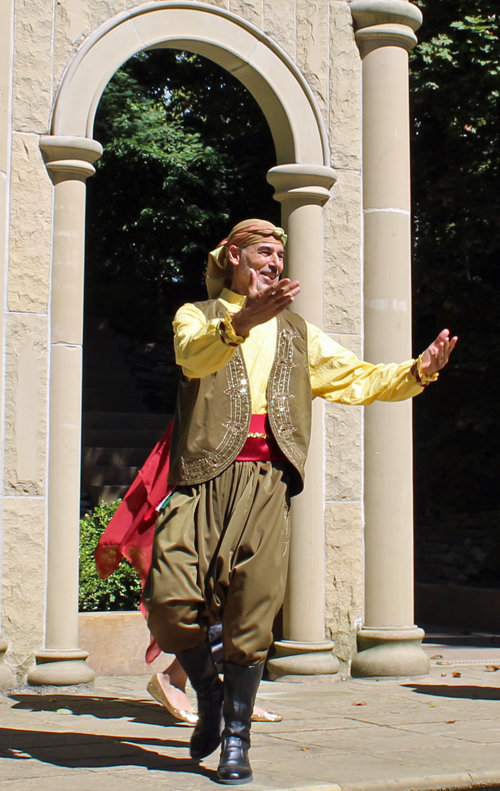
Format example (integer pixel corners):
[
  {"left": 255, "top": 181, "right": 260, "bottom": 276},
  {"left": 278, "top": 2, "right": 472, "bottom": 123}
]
[{"left": 94, "top": 420, "right": 174, "bottom": 664}]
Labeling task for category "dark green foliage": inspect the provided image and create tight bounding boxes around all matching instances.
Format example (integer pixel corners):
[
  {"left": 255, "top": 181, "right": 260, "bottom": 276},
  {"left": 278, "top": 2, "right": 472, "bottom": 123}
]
[
  {"left": 411, "top": 2, "right": 500, "bottom": 577},
  {"left": 85, "top": 49, "right": 278, "bottom": 339},
  {"left": 79, "top": 500, "right": 142, "bottom": 611}
]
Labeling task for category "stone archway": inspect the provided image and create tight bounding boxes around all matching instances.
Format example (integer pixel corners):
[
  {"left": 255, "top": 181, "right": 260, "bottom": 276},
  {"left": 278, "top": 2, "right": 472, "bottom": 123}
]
[{"left": 29, "top": 0, "right": 337, "bottom": 684}]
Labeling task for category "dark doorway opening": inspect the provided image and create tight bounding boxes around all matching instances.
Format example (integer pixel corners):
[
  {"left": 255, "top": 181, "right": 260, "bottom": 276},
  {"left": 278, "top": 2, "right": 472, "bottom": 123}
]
[{"left": 80, "top": 48, "right": 278, "bottom": 512}]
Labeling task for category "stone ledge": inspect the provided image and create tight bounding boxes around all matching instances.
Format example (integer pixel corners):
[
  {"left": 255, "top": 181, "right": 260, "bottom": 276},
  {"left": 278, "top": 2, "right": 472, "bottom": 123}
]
[
  {"left": 78, "top": 611, "right": 172, "bottom": 675},
  {"left": 416, "top": 583, "right": 500, "bottom": 633},
  {"left": 268, "top": 769, "right": 500, "bottom": 791}
]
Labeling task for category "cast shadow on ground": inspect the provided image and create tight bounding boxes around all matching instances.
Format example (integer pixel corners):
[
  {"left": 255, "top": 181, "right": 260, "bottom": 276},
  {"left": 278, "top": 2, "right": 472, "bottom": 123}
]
[
  {"left": 0, "top": 727, "right": 216, "bottom": 779},
  {"left": 403, "top": 684, "right": 500, "bottom": 701},
  {"left": 9, "top": 694, "right": 188, "bottom": 727}
]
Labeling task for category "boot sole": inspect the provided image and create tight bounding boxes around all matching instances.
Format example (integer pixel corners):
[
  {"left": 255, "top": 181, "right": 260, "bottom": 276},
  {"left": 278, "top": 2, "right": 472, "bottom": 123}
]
[{"left": 216, "top": 775, "right": 253, "bottom": 785}]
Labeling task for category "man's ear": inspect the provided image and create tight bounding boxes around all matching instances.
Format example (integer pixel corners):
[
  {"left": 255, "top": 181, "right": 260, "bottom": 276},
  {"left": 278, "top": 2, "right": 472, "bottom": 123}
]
[{"left": 228, "top": 244, "right": 242, "bottom": 268}]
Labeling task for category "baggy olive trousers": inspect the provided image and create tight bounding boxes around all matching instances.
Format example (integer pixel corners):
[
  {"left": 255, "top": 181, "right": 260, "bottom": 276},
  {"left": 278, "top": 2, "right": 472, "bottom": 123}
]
[{"left": 143, "top": 460, "right": 291, "bottom": 665}]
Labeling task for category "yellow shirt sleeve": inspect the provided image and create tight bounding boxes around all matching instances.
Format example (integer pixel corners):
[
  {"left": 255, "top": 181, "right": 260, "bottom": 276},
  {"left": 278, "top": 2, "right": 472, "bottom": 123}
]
[
  {"left": 307, "top": 322, "right": 436, "bottom": 404},
  {"left": 173, "top": 302, "right": 245, "bottom": 379}
]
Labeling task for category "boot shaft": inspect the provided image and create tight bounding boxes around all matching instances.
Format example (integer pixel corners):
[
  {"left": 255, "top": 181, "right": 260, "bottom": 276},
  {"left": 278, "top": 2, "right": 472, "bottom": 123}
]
[
  {"left": 176, "top": 640, "right": 220, "bottom": 695},
  {"left": 222, "top": 661, "right": 264, "bottom": 744}
]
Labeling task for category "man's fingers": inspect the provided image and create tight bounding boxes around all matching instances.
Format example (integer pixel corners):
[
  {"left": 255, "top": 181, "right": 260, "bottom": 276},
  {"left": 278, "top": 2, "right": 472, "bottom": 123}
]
[
  {"left": 270, "top": 289, "right": 300, "bottom": 310},
  {"left": 248, "top": 268, "right": 259, "bottom": 296},
  {"left": 267, "top": 280, "right": 300, "bottom": 300},
  {"left": 427, "top": 330, "right": 458, "bottom": 372}
]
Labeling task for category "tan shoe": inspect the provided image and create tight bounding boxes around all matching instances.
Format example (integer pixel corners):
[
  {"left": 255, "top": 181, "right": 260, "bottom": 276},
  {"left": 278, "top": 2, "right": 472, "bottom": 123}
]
[
  {"left": 251, "top": 707, "right": 283, "bottom": 722},
  {"left": 147, "top": 673, "right": 198, "bottom": 725}
]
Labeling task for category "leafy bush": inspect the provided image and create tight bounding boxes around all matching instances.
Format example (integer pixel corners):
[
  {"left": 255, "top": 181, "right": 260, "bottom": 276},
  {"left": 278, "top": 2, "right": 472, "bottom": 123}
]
[{"left": 79, "top": 499, "right": 142, "bottom": 611}]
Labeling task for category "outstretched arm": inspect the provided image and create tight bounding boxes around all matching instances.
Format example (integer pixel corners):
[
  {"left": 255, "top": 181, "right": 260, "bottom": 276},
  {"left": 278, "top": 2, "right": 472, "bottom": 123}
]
[
  {"left": 420, "top": 329, "right": 458, "bottom": 376},
  {"left": 308, "top": 325, "right": 458, "bottom": 405}
]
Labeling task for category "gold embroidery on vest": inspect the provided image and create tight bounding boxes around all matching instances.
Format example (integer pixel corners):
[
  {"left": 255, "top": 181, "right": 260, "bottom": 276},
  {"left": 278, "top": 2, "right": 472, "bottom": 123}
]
[
  {"left": 268, "top": 326, "right": 304, "bottom": 473},
  {"left": 179, "top": 348, "right": 251, "bottom": 479},
  {"left": 282, "top": 501, "right": 290, "bottom": 557}
]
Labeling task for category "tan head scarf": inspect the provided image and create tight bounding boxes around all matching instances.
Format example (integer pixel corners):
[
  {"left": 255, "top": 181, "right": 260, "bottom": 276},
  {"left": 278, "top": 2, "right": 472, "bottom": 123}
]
[{"left": 205, "top": 219, "right": 287, "bottom": 299}]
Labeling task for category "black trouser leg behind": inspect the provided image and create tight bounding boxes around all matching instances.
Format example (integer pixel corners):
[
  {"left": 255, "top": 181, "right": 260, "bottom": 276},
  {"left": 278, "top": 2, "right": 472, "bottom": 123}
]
[
  {"left": 176, "top": 640, "right": 223, "bottom": 760},
  {"left": 216, "top": 661, "right": 264, "bottom": 785}
]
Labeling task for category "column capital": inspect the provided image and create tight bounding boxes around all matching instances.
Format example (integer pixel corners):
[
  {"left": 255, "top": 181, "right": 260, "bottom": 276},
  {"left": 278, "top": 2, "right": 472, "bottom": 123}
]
[
  {"left": 350, "top": 0, "right": 423, "bottom": 52},
  {"left": 40, "top": 135, "right": 103, "bottom": 182},
  {"left": 267, "top": 163, "right": 337, "bottom": 206}
]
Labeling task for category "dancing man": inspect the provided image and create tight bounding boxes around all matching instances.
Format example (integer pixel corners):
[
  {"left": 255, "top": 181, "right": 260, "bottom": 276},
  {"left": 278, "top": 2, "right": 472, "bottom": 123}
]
[{"left": 143, "top": 219, "right": 457, "bottom": 784}]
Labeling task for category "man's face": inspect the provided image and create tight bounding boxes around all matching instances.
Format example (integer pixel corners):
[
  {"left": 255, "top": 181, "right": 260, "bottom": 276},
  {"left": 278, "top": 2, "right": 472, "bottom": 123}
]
[{"left": 240, "top": 241, "right": 285, "bottom": 292}]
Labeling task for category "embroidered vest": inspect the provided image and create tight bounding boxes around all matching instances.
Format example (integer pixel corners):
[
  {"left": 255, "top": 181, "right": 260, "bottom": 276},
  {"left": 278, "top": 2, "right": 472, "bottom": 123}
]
[{"left": 168, "top": 300, "right": 312, "bottom": 496}]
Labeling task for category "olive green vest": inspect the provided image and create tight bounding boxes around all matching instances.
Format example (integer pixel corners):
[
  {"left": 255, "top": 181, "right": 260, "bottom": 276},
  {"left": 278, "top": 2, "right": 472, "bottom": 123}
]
[{"left": 168, "top": 300, "right": 312, "bottom": 496}]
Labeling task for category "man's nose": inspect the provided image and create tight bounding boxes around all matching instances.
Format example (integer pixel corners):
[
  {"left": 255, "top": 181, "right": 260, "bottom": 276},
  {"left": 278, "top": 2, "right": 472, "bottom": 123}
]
[{"left": 270, "top": 253, "right": 283, "bottom": 270}]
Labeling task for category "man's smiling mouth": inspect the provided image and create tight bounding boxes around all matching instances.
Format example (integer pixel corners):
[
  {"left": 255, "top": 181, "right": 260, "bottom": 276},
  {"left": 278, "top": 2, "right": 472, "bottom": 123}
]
[{"left": 260, "top": 271, "right": 279, "bottom": 284}]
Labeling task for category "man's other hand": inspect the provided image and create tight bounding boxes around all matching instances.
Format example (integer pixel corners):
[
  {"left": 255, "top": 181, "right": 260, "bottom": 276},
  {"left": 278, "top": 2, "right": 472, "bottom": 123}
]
[
  {"left": 420, "top": 329, "right": 458, "bottom": 376},
  {"left": 231, "top": 271, "right": 301, "bottom": 337}
]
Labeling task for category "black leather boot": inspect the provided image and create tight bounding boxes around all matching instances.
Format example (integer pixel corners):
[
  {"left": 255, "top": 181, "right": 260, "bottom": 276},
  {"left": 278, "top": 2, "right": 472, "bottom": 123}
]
[
  {"left": 216, "top": 661, "right": 264, "bottom": 785},
  {"left": 176, "top": 640, "right": 224, "bottom": 760}
]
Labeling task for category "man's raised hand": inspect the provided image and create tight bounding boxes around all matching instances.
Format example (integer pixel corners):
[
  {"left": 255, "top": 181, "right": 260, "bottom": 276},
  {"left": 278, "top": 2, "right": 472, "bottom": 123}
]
[
  {"left": 420, "top": 329, "right": 458, "bottom": 376},
  {"left": 231, "top": 271, "right": 300, "bottom": 338}
]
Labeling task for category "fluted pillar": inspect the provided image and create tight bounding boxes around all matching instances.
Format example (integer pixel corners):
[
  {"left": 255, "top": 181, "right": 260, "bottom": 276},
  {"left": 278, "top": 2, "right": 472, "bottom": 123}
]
[
  {"left": 349, "top": 0, "right": 430, "bottom": 676},
  {"left": 28, "top": 136, "right": 102, "bottom": 686},
  {"left": 265, "top": 164, "right": 341, "bottom": 678}
]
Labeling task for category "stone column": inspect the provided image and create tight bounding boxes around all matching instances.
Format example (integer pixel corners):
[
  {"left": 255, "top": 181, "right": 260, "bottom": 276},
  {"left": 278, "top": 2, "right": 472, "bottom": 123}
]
[
  {"left": 266, "top": 164, "right": 341, "bottom": 678},
  {"left": 349, "top": 0, "right": 429, "bottom": 676},
  {"left": 28, "top": 137, "right": 102, "bottom": 686}
]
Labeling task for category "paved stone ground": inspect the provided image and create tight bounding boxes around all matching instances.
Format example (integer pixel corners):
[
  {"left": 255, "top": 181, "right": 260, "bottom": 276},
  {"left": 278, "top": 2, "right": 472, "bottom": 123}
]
[{"left": 2, "top": 629, "right": 500, "bottom": 791}]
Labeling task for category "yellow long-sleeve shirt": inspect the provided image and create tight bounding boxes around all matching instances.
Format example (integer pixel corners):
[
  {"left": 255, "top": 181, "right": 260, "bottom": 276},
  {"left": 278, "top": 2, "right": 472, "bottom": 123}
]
[{"left": 173, "top": 289, "right": 435, "bottom": 414}]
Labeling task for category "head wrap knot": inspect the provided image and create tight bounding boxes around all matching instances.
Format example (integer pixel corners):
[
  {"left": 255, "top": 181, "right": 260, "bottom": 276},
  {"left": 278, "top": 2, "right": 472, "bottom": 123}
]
[{"left": 205, "top": 219, "right": 287, "bottom": 299}]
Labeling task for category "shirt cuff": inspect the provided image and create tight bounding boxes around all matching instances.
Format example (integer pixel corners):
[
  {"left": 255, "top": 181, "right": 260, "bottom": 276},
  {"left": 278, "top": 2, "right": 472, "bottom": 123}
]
[
  {"left": 218, "top": 314, "right": 246, "bottom": 347},
  {"left": 411, "top": 354, "right": 440, "bottom": 387}
]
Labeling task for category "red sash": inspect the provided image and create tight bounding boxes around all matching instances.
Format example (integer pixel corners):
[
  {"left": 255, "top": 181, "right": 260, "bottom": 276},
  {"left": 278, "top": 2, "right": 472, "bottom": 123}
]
[{"left": 235, "top": 414, "right": 285, "bottom": 461}]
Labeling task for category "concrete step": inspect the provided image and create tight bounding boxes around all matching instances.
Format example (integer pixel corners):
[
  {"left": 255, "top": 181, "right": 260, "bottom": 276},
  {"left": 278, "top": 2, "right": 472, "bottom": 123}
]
[
  {"left": 82, "top": 429, "right": 163, "bottom": 448},
  {"left": 83, "top": 465, "right": 139, "bottom": 486},
  {"left": 83, "top": 375, "right": 139, "bottom": 390},
  {"left": 90, "top": 484, "right": 130, "bottom": 504},
  {"left": 82, "top": 447, "right": 152, "bottom": 467},
  {"left": 82, "top": 412, "right": 172, "bottom": 430},
  {"left": 83, "top": 390, "right": 146, "bottom": 411}
]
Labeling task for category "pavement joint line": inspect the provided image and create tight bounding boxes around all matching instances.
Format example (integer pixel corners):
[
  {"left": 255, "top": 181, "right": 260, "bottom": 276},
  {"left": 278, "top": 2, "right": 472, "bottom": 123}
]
[
  {"left": 263, "top": 770, "right": 500, "bottom": 791},
  {"left": 432, "top": 659, "right": 500, "bottom": 665}
]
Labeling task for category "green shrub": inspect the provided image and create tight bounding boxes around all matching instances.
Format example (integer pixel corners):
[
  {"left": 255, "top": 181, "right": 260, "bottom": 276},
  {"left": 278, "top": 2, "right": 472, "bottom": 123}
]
[{"left": 79, "top": 499, "right": 142, "bottom": 611}]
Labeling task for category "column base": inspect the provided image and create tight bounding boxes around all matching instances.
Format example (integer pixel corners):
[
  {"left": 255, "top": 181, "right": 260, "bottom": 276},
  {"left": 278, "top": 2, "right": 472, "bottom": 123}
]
[
  {"left": 267, "top": 640, "right": 340, "bottom": 680},
  {"left": 351, "top": 626, "right": 430, "bottom": 678},
  {"left": 0, "top": 636, "right": 15, "bottom": 691},
  {"left": 27, "top": 648, "right": 95, "bottom": 686}
]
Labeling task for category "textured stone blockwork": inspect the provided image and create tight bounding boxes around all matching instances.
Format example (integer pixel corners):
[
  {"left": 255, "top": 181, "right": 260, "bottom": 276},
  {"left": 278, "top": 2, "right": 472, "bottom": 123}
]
[
  {"left": 8, "top": 134, "right": 52, "bottom": 313},
  {"left": 324, "top": 168, "right": 363, "bottom": 335},
  {"left": 325, "top": 401, "right": 363, "bottom": 502},
  {"left": 328, "top": 1, "right": 362, "bottom": 170},
  {"left": 12, "top": 0, "right": 53, "bottom": 131},
  {"left": 2, "top": 496, "right": 47, "bottom": 681},
  {"left": 263, "top": 0, "right": 295, "bottom": 61},
  {"left": 325, "top": 501, "right": 364, "bottom": 663},
  {"left": 3, "top": 313, "right": 48, "bottom": 495},
  {"left": 297, "top": 0, "right": 329, "bottom": 116}
]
